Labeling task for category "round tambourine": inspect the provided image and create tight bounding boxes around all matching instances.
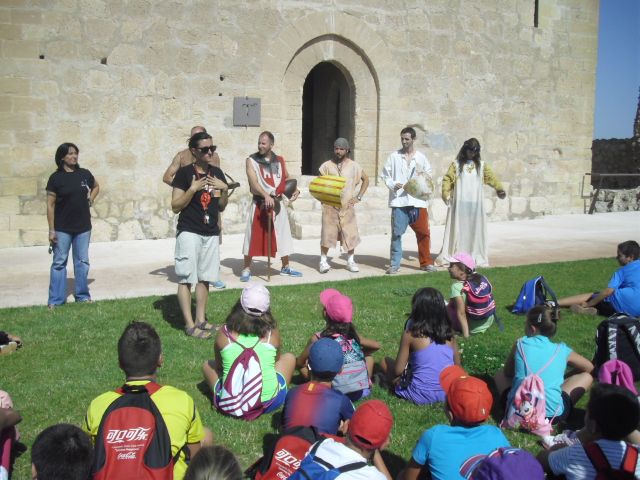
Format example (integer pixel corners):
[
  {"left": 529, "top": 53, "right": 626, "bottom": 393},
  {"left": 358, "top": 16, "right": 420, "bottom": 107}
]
[
  {"left": 404, "top": 174, "right": 434, "bottom": 201},
  {"left": 309, "top": 175, "right": 346, "bottom": 208}
]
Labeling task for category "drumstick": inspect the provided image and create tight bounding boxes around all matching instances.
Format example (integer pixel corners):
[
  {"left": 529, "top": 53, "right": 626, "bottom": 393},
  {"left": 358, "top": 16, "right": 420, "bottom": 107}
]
[{"left": 267, "top": 205, "right": 272, "bottom": 282}]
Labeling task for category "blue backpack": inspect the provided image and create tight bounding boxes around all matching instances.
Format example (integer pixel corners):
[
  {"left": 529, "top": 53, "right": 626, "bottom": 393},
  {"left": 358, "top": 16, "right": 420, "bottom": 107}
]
[
  {"left": 512, "top": 276, "right": 557, "bottom": 314},
  {"left": 289, "top": 439, "right": 367, "bottom": 480}
]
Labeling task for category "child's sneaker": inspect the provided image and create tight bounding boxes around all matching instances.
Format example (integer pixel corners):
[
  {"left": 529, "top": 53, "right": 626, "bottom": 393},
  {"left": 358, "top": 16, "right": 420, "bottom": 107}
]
[
  {"left": 240, "top": 268, "right": 251, "bottom": 282},
  {"left": 280, "top": 266, "right": 302, "bottom": 277},
  {"left": 212, "top": 280, "right": 226, "bottom": 289},
  {"left": 0, "top": 342, "right": 18, "bottom": 356},
  {"left": 541, "top": 430, "right": 580, "bottom": 449}
]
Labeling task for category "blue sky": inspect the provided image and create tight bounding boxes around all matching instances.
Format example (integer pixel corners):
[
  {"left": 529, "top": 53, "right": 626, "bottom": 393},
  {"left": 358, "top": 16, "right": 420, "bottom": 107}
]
[{"left": 594, "top": 0, "right": 640, "bottom": 139}]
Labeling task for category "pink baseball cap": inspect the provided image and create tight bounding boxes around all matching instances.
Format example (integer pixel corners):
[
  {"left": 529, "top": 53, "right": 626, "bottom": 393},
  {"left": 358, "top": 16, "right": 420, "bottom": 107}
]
[
  {"left": 319, "top": 288, "right": 353, "bottom": 323},
  {"left": 447, "top": 252, "right": 476, "bottom": 271},
  {"left": 241, "top": 283, "right": 270, "bottom": 315}
]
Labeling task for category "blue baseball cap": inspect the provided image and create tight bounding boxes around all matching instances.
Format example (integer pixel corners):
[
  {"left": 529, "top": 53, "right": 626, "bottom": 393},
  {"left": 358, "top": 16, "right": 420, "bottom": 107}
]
[{"left": 309, "top": 338, "right": 344, "bottom": 374}]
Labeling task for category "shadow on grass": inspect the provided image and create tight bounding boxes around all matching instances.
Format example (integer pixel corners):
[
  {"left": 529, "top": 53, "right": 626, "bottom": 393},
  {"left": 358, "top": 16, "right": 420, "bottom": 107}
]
[{"left": 152, "top": 295, "right": 185, "bottom": 331}]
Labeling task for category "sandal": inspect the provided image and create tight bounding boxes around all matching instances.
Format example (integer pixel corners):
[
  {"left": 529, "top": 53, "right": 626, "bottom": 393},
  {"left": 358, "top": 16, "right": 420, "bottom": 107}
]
[
  {"left": 185, "top": 326, "right": 212, "bottom": 339},
  {"left": 195, "top": 321, "right": 216, "bottom": 331}
]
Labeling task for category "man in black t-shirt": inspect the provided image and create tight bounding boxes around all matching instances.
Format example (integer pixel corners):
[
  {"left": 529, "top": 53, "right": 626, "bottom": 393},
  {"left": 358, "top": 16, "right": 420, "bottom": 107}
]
[{"left": 171, "top": 131, "right": 228, "bottom": 338}]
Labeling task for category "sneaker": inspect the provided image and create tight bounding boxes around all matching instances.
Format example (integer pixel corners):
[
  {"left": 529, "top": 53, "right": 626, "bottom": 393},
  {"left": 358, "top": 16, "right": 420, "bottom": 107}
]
[
  {"left": 386, "top": 266, "right": 399, "bottom": 275},
  {"left": 541, "top": 430, "right": 580, "bottom": 449},
  {"left": 421, "top": 264, "right": 438, "bottom": 272},
  {"left": 281, "top": 266, "right": 303, "bottom": 277},
  {"left": 347, "top": 259, "right": 359, "bottom": 272},
  {"left": 212, "top": 280, "right": 226, "bottom": 289},
  {"left": 0, "top": 342, "right": 18, "bottom": 356},
  {"left": 570, "top": 304, "right": 598, "bottom": 316},
  {"left": 319, "top": 259, "right": 331, "bottom": 274},
  {"left": 240, "top": 268, "right": 251, "bottom": 282}
]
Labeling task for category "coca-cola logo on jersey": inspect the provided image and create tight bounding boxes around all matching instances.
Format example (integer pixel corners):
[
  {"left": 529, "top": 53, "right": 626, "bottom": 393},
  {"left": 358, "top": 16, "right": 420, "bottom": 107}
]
[
  {"left": 106, "top": 427, "right": 151, "bottom": 444},
  {"left": 117, "top": 452, "right": 137, "bottom": 460}
]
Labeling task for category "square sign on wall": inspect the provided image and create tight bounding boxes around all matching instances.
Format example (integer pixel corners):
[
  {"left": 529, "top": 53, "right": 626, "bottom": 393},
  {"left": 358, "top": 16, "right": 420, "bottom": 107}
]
[{"left": 233, "top": 97, "right": 261, "bottom": 126}]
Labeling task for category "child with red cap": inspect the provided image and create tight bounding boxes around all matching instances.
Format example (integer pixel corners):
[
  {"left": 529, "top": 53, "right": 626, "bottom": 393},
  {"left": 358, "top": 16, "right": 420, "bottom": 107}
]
[
  {"left": 400, "top": 365, "right": 510, "bottom": 480},
  {"left": 296, "top": 288, "right": 380, "bottom": 401},
  {"left": 290, "top": 399, "right": 394, "bottom": 480},
  {"left": 446, "top": 252, "right": 497, "bottom": 338}
]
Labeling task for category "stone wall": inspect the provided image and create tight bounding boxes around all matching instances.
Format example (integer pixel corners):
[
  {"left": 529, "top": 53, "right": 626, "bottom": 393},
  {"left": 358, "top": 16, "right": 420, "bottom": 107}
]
[
  {"left": 0, "top": 0, "right": 599, "bottom": 247},
  {"left": 591, "top": 137, "right": 640, "bottom": 189}
]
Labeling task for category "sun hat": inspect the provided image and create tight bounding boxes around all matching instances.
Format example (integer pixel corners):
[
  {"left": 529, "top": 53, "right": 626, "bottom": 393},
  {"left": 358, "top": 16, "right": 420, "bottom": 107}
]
[
  {"left": 440, "top": 365, "right": 492, "bottom": 424},
  {"left": 334, "top": 137, "right": 350, "bottom": 149},
  {"left": 348, "top": 400, "right": 393, "bottom": 450},
  {"left": 240, "top": 282, "right": 270, "bottom": 316},
  {"left": 319, "top": 289, "right": 353, "bottom": 323},
  {"left": 308, "top": 337, "right": 344, "bottom": 374},
  {"left": 447, "top": 252, "right": 476, "bottom": 271}
]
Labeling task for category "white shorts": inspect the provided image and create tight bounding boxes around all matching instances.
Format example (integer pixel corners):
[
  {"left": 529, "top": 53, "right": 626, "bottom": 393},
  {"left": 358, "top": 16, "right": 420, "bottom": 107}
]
[{"left": 174, "top": 231, "right": 220, "bottom": 285}]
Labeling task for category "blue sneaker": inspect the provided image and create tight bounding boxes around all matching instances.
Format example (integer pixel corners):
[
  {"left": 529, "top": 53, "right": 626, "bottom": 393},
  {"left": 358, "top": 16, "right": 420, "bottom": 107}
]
[
  {"left": 240, "top": 268, "right": 251, "bottom": 282},
  {"left": 212, "top": 280, "right": 226, "bottom": 289},
  {"left": 280, "top": 266, "right": 302, "bottom": 277}
]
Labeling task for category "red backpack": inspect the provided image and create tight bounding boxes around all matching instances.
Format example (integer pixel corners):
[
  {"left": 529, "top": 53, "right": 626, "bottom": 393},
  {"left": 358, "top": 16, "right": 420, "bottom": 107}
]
[
  {"left": 584, "top": 442, "right": 638, "bottom": 479},
  {"left": 462, "top": 275, "right": 496, "bottom": 321},
  {"left": 92, "top": 382, "right": 183, "bottom": 480}
]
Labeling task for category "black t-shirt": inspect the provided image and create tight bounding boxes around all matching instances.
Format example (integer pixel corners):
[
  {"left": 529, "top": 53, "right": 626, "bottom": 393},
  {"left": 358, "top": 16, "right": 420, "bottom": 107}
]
[
  {"left": 45, "top": 168, "right": 95, "bottom": 233},
  {"left": 172, "top": 164, "right": 227, "bottom": 236}
]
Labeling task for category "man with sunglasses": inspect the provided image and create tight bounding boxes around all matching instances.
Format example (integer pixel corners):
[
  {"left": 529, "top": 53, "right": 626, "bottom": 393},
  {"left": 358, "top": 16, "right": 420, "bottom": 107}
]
[
  {"left": 163, "top": 126, "right": 220, "bottom": 186},
  {"left": 241, "top": 131, "right": 301, "bottom": 282},
  {"left": 171, "top": 131, "right": 228, "bottom": 339}
]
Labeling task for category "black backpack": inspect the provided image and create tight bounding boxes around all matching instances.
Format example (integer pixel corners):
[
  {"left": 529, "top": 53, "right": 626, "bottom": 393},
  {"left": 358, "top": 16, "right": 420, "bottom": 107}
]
[{"left": 593, "top": 314, "right": 640, "bottom": 381}]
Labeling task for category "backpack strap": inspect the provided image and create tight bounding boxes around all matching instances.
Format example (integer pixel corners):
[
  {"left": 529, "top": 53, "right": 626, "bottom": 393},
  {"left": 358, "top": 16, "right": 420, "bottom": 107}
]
[
  {"left": 584, "top": 442, "right": 611, "bottom": 475},
  {"left": 517, "top": 340, "right": 560, "bottom": 376},
  {"left": 223, "top": 325, "right": 261, "bottom": 350},
  {"left": 299, "top": 439, "right": 368, "bottom": 478},
  {"left": 621, "top": 443, "right": 639, "bottom": 474},
  {"left": 539, "top": 277, "right": 558, "bottom": 305}
]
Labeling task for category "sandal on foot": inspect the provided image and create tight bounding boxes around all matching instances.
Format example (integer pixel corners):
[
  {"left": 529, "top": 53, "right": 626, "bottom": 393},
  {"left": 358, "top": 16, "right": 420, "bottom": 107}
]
[
  {"left": 195, "top": 321, "right": 216, "bottom": 331},
  {"left": 185, "top": 326, "right": 212, "bottom": 339}
]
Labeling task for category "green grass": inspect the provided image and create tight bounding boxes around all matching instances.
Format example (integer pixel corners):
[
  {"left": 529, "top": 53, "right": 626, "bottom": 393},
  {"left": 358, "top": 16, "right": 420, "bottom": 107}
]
[{"left": 1, "top": 258, "right": 615, "bottom": 477}]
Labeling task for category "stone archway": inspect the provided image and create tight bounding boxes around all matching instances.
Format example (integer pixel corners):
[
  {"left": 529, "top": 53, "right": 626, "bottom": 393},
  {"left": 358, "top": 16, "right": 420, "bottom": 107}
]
[{"left": 301, "top": 61, "right": 355, "bottom": 175}]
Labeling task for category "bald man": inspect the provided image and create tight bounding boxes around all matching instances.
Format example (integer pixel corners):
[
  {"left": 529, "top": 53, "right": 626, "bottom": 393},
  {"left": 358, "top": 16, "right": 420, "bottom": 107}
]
[{"left": 163, "top": 126, "right": 220, "bottom": 186}]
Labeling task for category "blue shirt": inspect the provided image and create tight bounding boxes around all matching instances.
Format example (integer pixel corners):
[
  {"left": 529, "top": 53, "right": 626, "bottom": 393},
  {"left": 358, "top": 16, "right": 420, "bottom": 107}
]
[
  {"left": 508, "top": 335, "right": 572, "bottom": 417},
  {"left": 608, "top": 260, "right": 640, "bottom": 316},
  {"left": 411, "top": 424, "right": 510, "bottom": 480}
]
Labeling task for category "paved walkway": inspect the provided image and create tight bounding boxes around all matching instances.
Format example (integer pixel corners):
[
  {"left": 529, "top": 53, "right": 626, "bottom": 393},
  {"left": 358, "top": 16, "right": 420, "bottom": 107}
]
[{"left": 1, "top": 212, "right": 638, "bottom": 308}]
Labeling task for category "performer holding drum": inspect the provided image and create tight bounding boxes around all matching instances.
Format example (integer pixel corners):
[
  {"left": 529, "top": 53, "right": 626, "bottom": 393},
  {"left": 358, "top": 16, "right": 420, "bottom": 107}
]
[
  {"left": 241, "top": 131, "right": 301, "bottom": 282},
  {"left": 317, "top": 138, "right": 369, "bottom": 274}
]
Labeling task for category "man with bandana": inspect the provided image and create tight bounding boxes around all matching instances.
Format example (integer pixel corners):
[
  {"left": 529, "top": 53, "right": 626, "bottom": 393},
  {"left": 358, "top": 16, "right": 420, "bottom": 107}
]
[
  {"left": 241, "top": 131, "right": 301, "bottom": 282},
  {"left": 171, "top": 131, "right": 228, "bottom": 339},
  {"left": 318, "top": 138, "right": 369, "bottom": 273}
]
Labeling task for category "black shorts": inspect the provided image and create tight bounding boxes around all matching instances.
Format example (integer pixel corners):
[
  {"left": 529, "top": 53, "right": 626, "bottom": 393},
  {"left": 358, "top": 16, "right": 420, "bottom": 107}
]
[{"left": 550, "top": 391, "right": 572, "bottom": 425}]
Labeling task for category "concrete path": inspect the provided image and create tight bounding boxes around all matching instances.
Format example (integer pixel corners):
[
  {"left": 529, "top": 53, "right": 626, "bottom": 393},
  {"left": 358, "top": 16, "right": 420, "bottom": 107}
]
[{"left": 1, "top": 211, "right": 638, "bottom": 308}]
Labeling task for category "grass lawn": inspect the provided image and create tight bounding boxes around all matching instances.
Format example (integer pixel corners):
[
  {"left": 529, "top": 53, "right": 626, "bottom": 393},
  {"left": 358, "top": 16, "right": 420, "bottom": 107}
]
[{"left": 1, "top": 257, "right": 617, "bottom": 477}]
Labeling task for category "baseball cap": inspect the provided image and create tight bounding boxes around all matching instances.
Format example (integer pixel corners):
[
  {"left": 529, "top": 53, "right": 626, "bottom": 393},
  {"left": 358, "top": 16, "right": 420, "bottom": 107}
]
[
  {"left": 334, "top": 137, "right": 350, "bottom": 149},
  {"left": 440, "top": 365, "right": 492, "bottom": 424},
  {"left": 319, "top": 289, "right": 353, "bottom": 323},
  {"left": 240, "top": 283, "right": 270, "bottom": 316},
  {"left": 459, "top": 447, "right": 544, "bottom": 479},
  {"left": 308, "top": 338, "right": 344, "bottom": 374},
  {"left": 348, "top": 400, "right": 393, "bottom": 450},
  {"left": 447, "top": 252, "right": 476, "bottom": 271}
]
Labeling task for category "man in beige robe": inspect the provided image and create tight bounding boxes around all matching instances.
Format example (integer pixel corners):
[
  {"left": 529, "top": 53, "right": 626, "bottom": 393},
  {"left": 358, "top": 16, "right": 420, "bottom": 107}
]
[{"left": 318, "top": 138, "right": 369, "bottom": 273}]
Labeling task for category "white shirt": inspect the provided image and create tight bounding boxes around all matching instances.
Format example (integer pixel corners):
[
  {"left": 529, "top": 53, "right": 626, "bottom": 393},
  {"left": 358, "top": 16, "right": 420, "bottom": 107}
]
[
  {"left": 549, "top": 439, "right": 640, "bottom": 479},
  {"left": 380, "top": 149, "right": 432, "bottom": 208},
  {"left": 302, "top": 438, "right": 387, "bottom": 480}
]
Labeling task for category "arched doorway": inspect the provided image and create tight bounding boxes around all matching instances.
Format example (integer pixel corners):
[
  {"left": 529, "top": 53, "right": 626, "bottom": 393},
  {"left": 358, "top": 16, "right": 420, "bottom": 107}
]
[{"left": 301, "top": 62, "right": 355, "bottom": 175}]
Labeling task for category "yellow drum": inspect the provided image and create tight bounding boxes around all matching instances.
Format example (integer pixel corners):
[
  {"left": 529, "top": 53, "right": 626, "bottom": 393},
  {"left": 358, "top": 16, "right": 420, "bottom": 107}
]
[{"left": 309, "top": 175, "right": 346, "bottom": 208}]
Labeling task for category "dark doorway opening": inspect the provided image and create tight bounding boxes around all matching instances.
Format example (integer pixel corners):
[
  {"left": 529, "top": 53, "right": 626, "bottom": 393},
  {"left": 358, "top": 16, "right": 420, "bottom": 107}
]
[{"left": 301, "top": 62, "right": 354, "bottom": 175}]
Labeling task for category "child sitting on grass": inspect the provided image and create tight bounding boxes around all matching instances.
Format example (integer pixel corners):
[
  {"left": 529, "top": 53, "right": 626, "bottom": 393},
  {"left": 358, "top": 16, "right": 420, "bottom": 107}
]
[
  {"left": 494, "top": 304, "right": 593, "bottom": 439},
  {"left": 296, "top": 288, "right": 380, "bottom": 401},
  {"left": 446, "top": 252, "right": 496, "bottom": 338},
  {"left": 202, "top": 283, "right": 296, "bottom": 419},
  {"left": 282, "top": 337, "right": 354, "bottom": 435},
  {"left": 537, "top": 383, "right": 640, "bottom": 479},
  {"left": 379, "top": 287, "right": 460, "bottom": 405},
  {"left": 399, "top": 365, "right": 510, "bottom": 480}
]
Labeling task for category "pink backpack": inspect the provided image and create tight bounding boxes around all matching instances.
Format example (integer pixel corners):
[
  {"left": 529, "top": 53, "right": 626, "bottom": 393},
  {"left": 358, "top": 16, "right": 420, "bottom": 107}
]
[
  {"left": 598, "top": 359, "right": 638, "bottom": 395},
  {"left": 501, "top": 340, "right": 560, "bottom": 436}
]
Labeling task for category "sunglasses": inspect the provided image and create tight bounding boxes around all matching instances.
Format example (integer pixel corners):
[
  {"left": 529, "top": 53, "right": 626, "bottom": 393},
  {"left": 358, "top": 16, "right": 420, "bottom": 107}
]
[{"left": 197, "top": 145, "right": 217, "bottom": 154}]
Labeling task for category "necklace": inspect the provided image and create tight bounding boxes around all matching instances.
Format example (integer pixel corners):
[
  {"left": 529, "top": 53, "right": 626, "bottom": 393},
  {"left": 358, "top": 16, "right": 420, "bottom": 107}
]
[{"left": 464, "top": 161, "right": 476, "bottom": 174}]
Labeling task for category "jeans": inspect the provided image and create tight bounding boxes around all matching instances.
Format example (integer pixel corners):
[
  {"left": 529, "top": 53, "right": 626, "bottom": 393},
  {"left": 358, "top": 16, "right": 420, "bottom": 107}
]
[
  {"left": 48, "top": 230, "right": 91, "bottom": 305},
  {"left": 390, "top": 207, "right": 431, "bottom": 269}
]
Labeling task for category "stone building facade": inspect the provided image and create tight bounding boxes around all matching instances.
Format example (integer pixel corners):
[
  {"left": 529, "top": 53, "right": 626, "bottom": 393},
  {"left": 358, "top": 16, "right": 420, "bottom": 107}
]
[{"left": 0, "top": 0, "right": 599, "bottom": 247}]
